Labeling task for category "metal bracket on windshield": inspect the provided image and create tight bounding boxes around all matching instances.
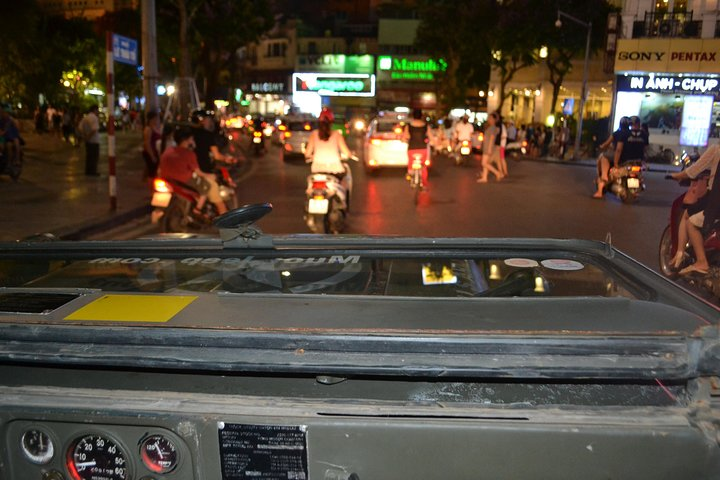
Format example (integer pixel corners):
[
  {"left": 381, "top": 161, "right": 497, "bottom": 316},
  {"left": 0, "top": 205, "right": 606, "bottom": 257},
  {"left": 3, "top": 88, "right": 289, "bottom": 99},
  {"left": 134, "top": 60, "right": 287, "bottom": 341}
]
[{"left": 214, "top": 203, "right": 274, "bottom": 248}]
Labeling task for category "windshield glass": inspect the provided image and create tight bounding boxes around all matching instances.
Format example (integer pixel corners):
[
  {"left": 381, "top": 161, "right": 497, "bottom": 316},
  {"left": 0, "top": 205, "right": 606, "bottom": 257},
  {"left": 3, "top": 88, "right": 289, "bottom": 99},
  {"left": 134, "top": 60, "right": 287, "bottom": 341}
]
[{"left": 0, "top": 253, "right": 643, "bottom": 299}]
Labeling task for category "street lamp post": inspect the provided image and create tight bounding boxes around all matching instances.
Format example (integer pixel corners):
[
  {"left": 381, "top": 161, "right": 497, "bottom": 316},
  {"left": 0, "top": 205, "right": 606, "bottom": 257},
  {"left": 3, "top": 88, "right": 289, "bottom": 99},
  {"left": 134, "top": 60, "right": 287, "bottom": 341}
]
[{"left": 556, "top": 10, "right": 592, "bottom": 161}]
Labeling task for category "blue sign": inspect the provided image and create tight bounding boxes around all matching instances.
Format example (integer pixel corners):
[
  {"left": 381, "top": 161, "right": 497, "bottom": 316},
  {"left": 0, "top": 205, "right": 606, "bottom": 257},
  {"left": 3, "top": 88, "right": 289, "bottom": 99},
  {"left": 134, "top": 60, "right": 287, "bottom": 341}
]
[{"left": 112, "top": 34, "right": 138, "bottom": 65}]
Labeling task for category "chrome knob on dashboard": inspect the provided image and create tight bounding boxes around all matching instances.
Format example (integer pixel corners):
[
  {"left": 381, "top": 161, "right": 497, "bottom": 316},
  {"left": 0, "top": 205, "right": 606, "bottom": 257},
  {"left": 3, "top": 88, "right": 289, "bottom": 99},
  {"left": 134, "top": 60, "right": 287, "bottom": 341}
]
[
  {"left": 42, "top": 470, "right": 65, "bottom": 480},
  {"left": 324, "top": 469, "right": 359, "bottom": 480}
]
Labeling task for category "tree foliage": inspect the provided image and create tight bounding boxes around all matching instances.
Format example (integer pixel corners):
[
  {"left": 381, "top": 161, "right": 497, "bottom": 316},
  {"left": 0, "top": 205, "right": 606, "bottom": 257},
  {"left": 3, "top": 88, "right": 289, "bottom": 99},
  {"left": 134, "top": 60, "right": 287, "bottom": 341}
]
[
  {"left": 415, "top": 0, "right": 496, "bottom": 110},
  {"left": 544, "top": 0, "right": 617, "bottom": 114},
  {"left": 158, "top": 0, "right": 273, "bottom": 102},
  {"left": 416, "top": 0, "right": 616, "bottom": 113}
]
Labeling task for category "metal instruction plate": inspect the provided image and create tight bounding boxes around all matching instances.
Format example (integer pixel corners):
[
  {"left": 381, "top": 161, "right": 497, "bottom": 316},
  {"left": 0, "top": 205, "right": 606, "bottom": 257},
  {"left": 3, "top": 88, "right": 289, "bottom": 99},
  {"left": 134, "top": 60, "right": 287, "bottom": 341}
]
[{"left": 218, "top": 423, "right": 308, "bottom": 480}]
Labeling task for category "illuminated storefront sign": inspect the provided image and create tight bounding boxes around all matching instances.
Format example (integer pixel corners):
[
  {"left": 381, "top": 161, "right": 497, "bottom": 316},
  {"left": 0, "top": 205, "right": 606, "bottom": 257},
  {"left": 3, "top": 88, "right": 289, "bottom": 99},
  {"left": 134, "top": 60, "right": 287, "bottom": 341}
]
[
  {"left": 250, "top": 82, "right": 285, "bottom": 93},
  {"left": 616, "top": 74, "right": 720, "bottom": 94},
  {"left": 292, "top": 73, "right": 376, "bottom": 97},
  {"left": 377, "top": 55, "right": 447, "bottom": 82},
  {"left": 614, "top": 39, "right": 720, "bottom": 74},
  {"left": 296, "top": 55, "right": 375, "bottom": 74}
]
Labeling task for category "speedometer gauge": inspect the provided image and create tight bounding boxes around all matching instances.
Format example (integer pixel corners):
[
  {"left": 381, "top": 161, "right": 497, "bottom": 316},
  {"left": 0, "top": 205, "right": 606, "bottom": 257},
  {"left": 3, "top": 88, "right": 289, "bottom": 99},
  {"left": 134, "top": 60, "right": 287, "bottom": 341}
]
[{"left": 66, "top": 435, "right": 129, "bottom": 480}]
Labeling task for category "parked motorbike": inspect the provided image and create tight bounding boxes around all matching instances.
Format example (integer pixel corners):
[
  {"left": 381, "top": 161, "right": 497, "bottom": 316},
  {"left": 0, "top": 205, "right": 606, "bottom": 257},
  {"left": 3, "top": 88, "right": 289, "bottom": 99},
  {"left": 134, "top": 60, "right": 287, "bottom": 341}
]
[
  {"left": 453, "top": 140, "right": 473, "bottom": 166},
  {"left": 304, "top": 156, "right": 358, "bottom": 234},
  {"left": 151, "top": 166, "right": 238, "bottom": 233},
  {"left": 604, "top": 161, "right": 646, "bottom": 203},
  {"left": 0, "top": 142, "right": 23, "bottom": 181}
]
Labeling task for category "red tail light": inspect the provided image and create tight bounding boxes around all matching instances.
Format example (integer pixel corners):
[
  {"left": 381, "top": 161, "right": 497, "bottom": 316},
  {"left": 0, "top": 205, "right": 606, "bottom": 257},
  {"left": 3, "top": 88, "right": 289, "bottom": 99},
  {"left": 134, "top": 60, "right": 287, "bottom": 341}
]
[
  {"left": 153, "top": 178, "right": 172, "bottom": 193},
  {"left": 522, "top": 140, "right": 528, "bottom": 147},
  {"left": 219, "top": 167, "right": 231, "bottom": 181},
  {"left": 312, "top": 181, "right": 327, "bottom": 190},
  {"left": 630, "top": 165, "right": 642, "bottom": 173},
  {"left": 462, "top": 140, "right": 470, "bottom": 147},
  {"left": 253, "top": 131, "right": 262, "bottom": 137}
]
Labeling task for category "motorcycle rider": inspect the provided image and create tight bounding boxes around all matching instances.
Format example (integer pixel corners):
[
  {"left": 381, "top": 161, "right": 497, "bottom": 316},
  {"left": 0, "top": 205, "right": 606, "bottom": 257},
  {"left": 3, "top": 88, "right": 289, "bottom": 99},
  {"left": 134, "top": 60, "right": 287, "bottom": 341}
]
[
  {"left": 402, "top": 108, "right": 431, "bottom": 187},
  {"left": 0, "top": 104, "right": 21, "bottom": 167},
  {"left": 452, "top": 114, "right": 474, "bottom": 151},
  {"left": 305, "top": 107, "right": 353, "bottom": 178},
  {"left": 613, "top": 116, "right": 647, "bottom": 169},
  {"left": 158, "top": 127, "right": 227, "bottom": 216},
  {"left": 670, "top": 143, "right": 720, "bottom": 275},
  {"left": 593, "top": 116, "right": 630, "bottom": 198},
  {"left": 190, "top": 110, "right": 236, "bottom": 177}
]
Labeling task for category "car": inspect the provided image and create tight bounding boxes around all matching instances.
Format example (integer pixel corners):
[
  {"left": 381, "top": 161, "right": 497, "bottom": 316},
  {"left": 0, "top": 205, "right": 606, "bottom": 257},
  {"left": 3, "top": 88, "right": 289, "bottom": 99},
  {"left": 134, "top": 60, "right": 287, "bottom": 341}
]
[
  {"left": 1, "top": 205, "right": 719, "bottom": 479},
  {"left": 280, "top": 117, "right": 318, "bottom": 161},
  {"left": 364, "top": 112, "right": 409, "bottom": 172}
]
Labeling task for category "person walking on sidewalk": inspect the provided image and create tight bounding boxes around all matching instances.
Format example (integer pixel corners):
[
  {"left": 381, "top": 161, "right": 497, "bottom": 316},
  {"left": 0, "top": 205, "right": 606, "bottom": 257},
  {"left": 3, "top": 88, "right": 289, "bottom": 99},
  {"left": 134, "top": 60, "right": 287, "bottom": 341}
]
[{"left": 78, "top": 105, "right": 100, "bottom": 176}]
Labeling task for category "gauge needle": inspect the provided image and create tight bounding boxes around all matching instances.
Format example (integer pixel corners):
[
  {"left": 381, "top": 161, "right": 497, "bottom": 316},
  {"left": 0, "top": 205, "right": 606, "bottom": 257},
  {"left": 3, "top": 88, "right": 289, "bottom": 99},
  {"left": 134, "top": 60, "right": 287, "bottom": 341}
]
[
  {"left": 75, "top": 461, "right": 97, "bottom": 468},
  {"left": 154, "top": 441, "right": 165, "bottom": 459},
  {"left": 39, "top": 435, "right": 44, "bottom": 450}
]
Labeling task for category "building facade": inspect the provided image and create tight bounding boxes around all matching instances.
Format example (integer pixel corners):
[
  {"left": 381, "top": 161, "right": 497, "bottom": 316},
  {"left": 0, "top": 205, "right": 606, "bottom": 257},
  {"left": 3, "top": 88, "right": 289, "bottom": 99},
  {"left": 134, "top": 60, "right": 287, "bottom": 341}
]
[
  {"left": 38, "top": 0, "right": 138, "bottom": 19},
  {"left": 612, "top": 0, "right": 720, "bottom": 153}
]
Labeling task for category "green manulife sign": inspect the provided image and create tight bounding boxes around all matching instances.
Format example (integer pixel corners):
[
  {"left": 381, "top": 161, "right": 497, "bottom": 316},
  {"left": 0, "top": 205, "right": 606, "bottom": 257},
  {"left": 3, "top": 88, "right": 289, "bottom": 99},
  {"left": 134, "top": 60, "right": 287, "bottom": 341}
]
[{"left": 377, "top": 56, "right": 448, "bottom": 82}]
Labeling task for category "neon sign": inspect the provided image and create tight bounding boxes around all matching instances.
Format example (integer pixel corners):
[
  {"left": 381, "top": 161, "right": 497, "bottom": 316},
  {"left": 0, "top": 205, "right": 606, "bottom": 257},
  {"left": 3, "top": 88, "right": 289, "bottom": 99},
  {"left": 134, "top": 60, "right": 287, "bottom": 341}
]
[
  {"left": 617, "top": 74, "right": 720, "bottom": 94},
  {"left": 377, "top": 56, "right": 448, "bottom": 82},
  {"left": 292, "top": 73, "right": 375, "bottom": 97}
]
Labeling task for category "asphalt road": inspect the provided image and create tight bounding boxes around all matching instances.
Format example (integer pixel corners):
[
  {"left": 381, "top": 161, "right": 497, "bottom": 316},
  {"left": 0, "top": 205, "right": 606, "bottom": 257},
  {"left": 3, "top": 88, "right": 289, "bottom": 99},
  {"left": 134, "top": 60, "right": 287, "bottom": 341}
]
[{"left": 236, "top": 137, "right": 684, "bottom": 271}]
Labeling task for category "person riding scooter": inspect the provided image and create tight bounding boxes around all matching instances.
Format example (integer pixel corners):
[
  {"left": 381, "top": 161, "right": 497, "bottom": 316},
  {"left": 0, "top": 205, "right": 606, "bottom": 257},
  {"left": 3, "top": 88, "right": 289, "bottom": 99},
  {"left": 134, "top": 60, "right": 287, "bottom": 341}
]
[
  {"left": 158, "top": 127, "right": 228, "bottom": 216},
  {"left": 670, "top": 143, "right": 720, "bottom": 275},
  {"left": 190, "top": 110, "right": 236, "bottom": 179},
  {"left": 305, "top": 107, "right": 354, "bottom": 177}
]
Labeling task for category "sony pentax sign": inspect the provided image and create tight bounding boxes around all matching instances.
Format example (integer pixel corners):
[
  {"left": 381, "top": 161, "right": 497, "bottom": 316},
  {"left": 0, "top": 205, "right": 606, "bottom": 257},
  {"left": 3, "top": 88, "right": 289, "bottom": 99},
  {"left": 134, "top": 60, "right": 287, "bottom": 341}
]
[{"left": 615, "top": 38, "right": 720, "bottom": 74}]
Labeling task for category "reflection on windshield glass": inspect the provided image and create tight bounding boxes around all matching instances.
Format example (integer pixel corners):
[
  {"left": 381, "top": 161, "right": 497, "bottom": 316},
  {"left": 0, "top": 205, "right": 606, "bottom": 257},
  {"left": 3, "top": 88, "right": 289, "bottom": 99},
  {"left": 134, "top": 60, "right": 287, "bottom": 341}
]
[{"left": 0, "top": 255, "right": 639, "bottom": 299}]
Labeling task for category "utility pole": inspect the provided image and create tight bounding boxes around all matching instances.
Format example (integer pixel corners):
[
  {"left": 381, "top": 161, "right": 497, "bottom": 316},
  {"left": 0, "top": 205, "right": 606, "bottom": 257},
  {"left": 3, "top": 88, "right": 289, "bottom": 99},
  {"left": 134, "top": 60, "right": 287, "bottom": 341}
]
[{"left": 142, "top": 0, "right": 159, "bottom": 114}]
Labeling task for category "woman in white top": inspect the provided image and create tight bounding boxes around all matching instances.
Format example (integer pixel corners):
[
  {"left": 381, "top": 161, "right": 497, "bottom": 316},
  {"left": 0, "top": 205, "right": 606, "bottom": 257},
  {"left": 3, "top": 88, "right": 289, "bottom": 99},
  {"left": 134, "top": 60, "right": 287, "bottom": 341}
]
[{"left": 305, "top": 108, "right": 353, "bottom": 175}]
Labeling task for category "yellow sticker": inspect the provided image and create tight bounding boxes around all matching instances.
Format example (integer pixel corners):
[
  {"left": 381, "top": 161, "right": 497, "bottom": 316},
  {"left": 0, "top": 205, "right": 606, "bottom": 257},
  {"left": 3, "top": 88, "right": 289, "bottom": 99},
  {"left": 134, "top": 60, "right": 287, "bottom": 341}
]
[{"left": 64, "top": 295, "right": 197, "bottom": 323}]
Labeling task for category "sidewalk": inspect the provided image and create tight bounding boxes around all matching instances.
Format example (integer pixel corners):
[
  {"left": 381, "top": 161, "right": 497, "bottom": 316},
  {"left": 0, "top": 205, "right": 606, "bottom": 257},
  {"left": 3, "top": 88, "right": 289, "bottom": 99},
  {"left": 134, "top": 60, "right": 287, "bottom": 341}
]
[
  {"left": 520, "top": 154, "right": 681, "bottom": 173},
  {"left": 0, "top": 128, "right": 151, "bottom": 241}
]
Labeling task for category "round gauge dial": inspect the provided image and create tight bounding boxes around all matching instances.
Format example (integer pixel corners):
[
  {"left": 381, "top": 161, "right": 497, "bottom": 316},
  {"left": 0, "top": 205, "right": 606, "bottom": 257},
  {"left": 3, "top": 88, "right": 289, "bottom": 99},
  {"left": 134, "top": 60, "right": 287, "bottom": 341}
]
[
  {"left": 139, "top": 435, "right": 178, "bottom": 473},
  {"left": 21, "top": 429, "right": 55, "bottom": 464},
  {"left": 66, "top": 435, "right": 129, "bottom": 480}
]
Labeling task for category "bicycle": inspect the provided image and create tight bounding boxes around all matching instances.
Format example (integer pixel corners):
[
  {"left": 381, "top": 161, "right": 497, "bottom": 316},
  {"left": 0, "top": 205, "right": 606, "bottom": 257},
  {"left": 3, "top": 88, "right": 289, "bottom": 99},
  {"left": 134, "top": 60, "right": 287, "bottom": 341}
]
[{"left": 409, "top": 152, "right": 424, "bottom": 205}]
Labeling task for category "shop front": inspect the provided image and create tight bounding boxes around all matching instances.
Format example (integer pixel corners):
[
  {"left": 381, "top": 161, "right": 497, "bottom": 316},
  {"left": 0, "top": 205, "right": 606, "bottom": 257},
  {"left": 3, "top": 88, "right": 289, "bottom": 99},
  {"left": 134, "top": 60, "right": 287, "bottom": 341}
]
[
  {"left": 375, "top": 55, "right": 444, "bottom": 112},
  {"left": 613, "top": 39, "right": 720, "bottom": 157},
  {"left": 243, "top": 71, "right": 292, "bottom": 117}
]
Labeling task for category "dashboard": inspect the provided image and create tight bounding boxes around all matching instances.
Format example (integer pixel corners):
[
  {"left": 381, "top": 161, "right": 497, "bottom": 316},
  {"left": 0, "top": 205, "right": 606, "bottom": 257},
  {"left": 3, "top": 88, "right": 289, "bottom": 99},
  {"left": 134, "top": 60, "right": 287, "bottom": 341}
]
[{"left": 1, "top": 236, "right": 720, "bottom": 479}]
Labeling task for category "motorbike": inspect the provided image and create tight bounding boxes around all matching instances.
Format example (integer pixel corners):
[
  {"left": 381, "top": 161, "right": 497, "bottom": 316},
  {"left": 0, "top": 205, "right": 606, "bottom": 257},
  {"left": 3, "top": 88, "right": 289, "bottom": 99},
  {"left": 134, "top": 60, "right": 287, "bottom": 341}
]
[
  {"left": 409, "top": 150, "right": 430, "bottom": 205},
  {"left": 151, "top": 166, "right": 238, "bottom": 233},
  {"left": 0, "top": 141, "right": 23, "bottom": 181},
  {"left": 658, "top": 175, "right": 720, "bottom": 299},
  {"left": 603, "top": 161, "right": 646, "bottom": 203},
  {"left": 251, "top": 129, "right": 265, "bottom": 156},
  {"left": 453, "top": 140, "right": 473, "bottom": 166},
  {"left": 304, "top": 156, "right": 358, "bottom": 234}
]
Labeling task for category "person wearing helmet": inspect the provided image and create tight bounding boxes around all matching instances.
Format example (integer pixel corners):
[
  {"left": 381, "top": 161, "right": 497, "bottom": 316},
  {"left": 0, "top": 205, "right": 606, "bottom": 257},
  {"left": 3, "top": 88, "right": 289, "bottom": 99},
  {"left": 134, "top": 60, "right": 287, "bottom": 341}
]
[
  {"left": 305, "top": 107, "right": 353, "bottom": 176},
  {"left": 159, "top": 127, "right": 228, "bottom": 216},
  {"left": 452, "top": 114, "right": 474, "bottom": 148},
  {"left": 593, "top": 116, "right": 630, "bottom": 199},
  {"left": 190, "top": 109, "right": 235, "bottom": 175}
]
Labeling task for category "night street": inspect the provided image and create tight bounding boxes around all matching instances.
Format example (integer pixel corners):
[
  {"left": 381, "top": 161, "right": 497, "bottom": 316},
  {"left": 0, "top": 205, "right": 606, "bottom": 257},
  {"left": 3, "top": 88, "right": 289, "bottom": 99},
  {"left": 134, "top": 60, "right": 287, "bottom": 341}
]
[{"left": 238, "top": 139, "right": 684, "bottom": 271}]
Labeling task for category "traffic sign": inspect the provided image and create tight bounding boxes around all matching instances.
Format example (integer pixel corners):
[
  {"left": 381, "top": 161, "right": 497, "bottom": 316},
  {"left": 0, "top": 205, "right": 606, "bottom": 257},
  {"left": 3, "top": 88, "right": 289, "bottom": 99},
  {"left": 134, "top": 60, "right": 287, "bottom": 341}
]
[{"left": 112, "top": 34, "right": 138, "bottom": 65}]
